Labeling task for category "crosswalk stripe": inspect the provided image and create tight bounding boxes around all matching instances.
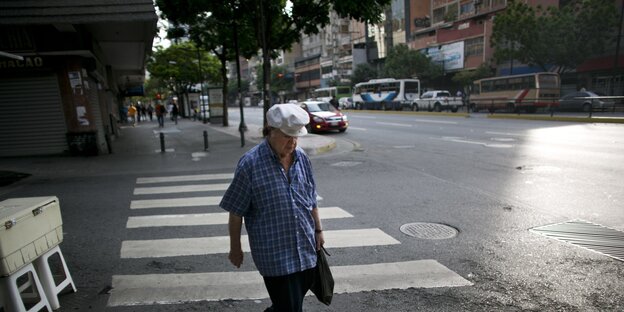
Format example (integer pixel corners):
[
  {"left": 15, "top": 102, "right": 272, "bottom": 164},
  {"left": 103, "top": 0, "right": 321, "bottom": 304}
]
[
  {"left": 136, "top": 173, "right": 234, "bottom": 184},
  {"left": 130, "top": 196, "right": 222, "bottom": 209},
  {"left": 120, "top": 228, "right": 400, "bottom": 258},
  {"left": 108, "top": 259, "right": 472, "bottom": 306},
  {"left": 133, "top": 183, "right": 230, "bottom": 195},
  {"left": 126, "top": 207, "right": 354, "bottom": 228}
]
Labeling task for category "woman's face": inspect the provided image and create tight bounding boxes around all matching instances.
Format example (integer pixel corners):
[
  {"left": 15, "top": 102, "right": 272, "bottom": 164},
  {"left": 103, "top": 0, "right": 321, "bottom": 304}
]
[{"left": 268, "top": 128, "right": 298, "bottom": 157}]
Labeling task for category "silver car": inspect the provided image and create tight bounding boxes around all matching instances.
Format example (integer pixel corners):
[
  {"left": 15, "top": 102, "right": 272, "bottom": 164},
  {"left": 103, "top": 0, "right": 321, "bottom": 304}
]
[{"left": 559, "top": 91, "right": 614, "bottom": 112}]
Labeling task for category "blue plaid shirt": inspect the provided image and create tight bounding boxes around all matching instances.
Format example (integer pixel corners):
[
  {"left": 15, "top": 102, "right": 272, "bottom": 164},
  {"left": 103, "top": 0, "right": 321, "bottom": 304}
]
[{"left": 220, "top": 139, "right": 318, "bottom": 277}]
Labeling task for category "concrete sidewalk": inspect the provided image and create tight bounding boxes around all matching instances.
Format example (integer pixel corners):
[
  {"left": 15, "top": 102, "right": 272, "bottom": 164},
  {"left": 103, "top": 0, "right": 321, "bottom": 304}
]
[{"left": 0, "top": 118, "right": 337, "bottom": 188}]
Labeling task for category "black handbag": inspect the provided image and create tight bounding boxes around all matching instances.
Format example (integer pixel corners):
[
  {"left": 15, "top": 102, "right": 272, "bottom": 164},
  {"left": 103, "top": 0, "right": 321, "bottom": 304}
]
[{"left": 311, "top": 247, "right": 334, "bottom": 305}]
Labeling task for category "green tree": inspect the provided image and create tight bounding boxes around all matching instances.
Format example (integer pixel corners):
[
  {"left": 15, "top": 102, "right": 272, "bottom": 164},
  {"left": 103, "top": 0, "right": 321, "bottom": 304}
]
[
  {"left": 382, "top": 44, "right": 442, "bottom": 83},
  {"left": 146, "top": 42, "right": 220, "bottom": 115},
  {"left": 157, "top": 1, "right": 258, "bottom": 126},
  {"left": 491, "top": 0, "right": 618, "bottom": 73},
  {"left": 351, "top": 63, "right": 378, "bottom": 85},
  {"left": 451, "top": 63, "right": 494, "bottom": 96},
  {"left": 158, "top": 0, "right": 391, "bottom": 124}
]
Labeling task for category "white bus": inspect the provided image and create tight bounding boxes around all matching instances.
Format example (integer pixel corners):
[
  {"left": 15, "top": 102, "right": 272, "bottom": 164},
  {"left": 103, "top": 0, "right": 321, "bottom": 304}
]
[
  {"left": 313, "top": 86, "right": 352, "bottom": 102},
  {"left": 352, "top": 78, "right": 421, "bottom": 110}
]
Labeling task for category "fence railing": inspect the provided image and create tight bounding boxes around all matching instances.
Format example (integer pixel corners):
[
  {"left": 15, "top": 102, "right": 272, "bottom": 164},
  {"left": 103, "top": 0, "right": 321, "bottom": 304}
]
[{"left": 468, "top": 96, "right": 624, "bottom": 118}]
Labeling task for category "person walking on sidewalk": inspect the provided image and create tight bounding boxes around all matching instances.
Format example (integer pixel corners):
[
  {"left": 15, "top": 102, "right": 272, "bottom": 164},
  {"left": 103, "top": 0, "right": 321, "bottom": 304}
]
[
  {"left": 127, "top": 103, "right": 137, "bottom": 126},
  {"left": 221, "top": 104, "right": 324, "bottom": 312},
  {"left": 147, "top": 104, "right": 154, "bottom": 121},
  {"left": 171, "top": 103, "right": 179, "bottom": 125},
  {"left": 155, "top": 103, "right": 166, "bottom": 127}
]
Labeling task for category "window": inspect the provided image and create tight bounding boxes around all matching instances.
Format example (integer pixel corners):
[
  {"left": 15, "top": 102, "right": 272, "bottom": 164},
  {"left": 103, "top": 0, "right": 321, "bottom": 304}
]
[
  {"left": 460, "top": 2, "right": 475, "bottom": 15},
  {"left": 538, "top": 74, "right": 558, "bottom": 89},
  {"left": 465, "top": 37, "right": 483, "bottom": 57},
  {"left": 404, "top": 82, "right": 420, "bottom": 93}
]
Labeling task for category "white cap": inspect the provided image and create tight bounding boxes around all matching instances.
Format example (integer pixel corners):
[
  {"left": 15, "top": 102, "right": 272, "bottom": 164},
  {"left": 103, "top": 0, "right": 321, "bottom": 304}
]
[{"left": 266, "top": 104, "right": 309, "bottom": 137}]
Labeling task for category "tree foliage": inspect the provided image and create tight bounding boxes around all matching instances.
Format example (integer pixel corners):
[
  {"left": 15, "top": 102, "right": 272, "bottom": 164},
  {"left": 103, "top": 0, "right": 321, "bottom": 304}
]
[
  {"left": 491, "top": 0, "right": 619, "bottom": 73},
  {"left": 157, "top": 0, "right": 392, "bottom": 122},
  {"left": 382, "top": 44, "right": 443, "bottom": 83},
  {"left": 146, "top": 42, "right": 220, "bottom": 112},
  {"left": 351, "top": 63, "right": 378, "bottom": 85}
]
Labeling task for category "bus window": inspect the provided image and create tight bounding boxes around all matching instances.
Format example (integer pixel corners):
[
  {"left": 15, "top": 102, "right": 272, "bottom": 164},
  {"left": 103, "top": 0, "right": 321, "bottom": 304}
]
[
  {"left": 538, "top": 74, "right": 558, "bottom": 88},
  {"left": 404, "top": 81, "right": 420, "bottom": 93},
  {"left": 472, "top": 82, "right": 480, "bottom": 94},
  {"left": 482, "top": 80, "right": 494, "bottom": 92}
]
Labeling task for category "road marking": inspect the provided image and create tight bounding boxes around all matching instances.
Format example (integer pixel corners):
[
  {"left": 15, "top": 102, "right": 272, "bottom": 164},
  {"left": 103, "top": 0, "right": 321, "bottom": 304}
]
[
  {"left": 347, "top": 126, "right": 367, "bottom": 131},
  {"left": 136, "top": 173, "right": 234, "bottom": 184},
  {"left": 108, "top": 259, "right": 472, "bottom": 306},
  {"left": 413, "top": 118, "right": 458, "bottom": 125},
  {"left": 133, "top": 183, "right": 230, "bottom": 195},
  {"left": 376, "top": 121, "right": 413, "bottom": 127},
  {"left": 439, "top": 137, "right": 514, "bottom": 149},
  {"left": 120, "top": 228, "right": 400, "bottom": 258},
  {"left": 130, "top": 196, "right": 222, "bottom": 209},
  {"left": 126, "top": 207, "right": 354, "bottom": 228},
  {"left": 486, "top": 131, "right": 526, "bottom": 137}
]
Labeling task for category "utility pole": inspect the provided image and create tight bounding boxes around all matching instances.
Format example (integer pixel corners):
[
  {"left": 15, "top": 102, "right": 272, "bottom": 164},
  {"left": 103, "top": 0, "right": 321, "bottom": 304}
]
[{"left": 611, "top": 1, "right": 624, "bottom": 96}]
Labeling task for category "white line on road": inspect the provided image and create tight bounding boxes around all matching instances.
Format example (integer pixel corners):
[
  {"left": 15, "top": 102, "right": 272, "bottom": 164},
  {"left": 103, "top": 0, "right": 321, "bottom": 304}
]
[
  {"left": 126, "top": 207, "right": 354, "bottom": 228},
  {"left": 485, "top": 131, "right": 526, "bottom": 137},
  {"left": 130, "top": 196, "right": 222, "bottom": 209},
  {"left": 376, "top": 121, "right": 413, "bottom": 127},
  {"left": 133, "top": 183, "right": 230, "bottom": 195},
  {"left": 346, "top": 126, "right": 367, "bottom": 131},
  {"left": 413, "top": 118, "right": 458, "bottom": 125},
  {"left": 120, "top": 228, "right": 400, "bottom": 258},
  {"left": 136, "top": 173, "right": 234, "bottom": 184},
  {"left": 108, "top": 259, "right": 472, "bottom": 306}
]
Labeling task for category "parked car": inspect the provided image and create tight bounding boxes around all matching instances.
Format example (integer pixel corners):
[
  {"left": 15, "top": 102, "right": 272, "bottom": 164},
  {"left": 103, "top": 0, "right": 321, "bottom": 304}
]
[
  {"left": 411, "top": 90, "right": 463, "bottom": 112},
  {"left": 299, "top": 100, "right": 348, "bottom": 133},
  {"left": 559, "top": 91, "right": 615, "bottom": 112},
  {"left": 338, "top": 97, "right": 353, "bottom": 109}
]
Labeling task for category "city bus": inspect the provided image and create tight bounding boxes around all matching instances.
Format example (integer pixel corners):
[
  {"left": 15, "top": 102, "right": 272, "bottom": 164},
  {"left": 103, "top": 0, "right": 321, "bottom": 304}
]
[
  {"left": 470, "top": 72, "right": 560, "bottom": 113},
  {"left": 313, "top": 86, "right": 352, "bottom": 102},
  {"left": 352, "top": 78, "right": 421, "bottom": 110}
]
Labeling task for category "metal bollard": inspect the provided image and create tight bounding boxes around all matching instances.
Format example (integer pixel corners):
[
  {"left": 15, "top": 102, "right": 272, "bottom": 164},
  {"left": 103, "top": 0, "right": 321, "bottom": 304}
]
[
  {"left": 160, "top": 132, "right": 165, "bottom": 153},
  {"left": 203, "top": 130, "right": 209, "bottom": 151}
]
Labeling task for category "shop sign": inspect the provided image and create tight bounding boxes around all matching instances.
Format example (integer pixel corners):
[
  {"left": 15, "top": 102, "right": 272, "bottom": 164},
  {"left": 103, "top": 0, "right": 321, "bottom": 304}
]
[{"left": 0, "top": 56, "right": 44, "bottom": 69}]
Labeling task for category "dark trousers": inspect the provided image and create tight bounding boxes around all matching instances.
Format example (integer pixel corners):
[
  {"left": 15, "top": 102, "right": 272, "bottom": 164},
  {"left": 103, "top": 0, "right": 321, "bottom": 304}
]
[{"left": 263, "top": 268, "right": 315, "bottom": 312}]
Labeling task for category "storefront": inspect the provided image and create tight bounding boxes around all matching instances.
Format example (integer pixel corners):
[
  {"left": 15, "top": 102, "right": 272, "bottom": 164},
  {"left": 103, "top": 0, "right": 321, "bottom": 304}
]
[{"left": 0, "top": 1, "right": 157, "bottom": 157}]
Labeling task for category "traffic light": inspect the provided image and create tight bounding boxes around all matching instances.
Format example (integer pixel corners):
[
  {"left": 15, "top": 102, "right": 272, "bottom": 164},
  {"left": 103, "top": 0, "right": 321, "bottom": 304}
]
[
  {"left": 155, "top": 93, "right": 162, "bottom": 100},
  {"left": 277, "top": 73, "right": 283, "bottom": 78}
]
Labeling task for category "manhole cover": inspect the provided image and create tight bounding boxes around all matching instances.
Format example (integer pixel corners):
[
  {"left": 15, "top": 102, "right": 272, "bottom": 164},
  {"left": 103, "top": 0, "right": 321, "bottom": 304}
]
[{"left": 400, "top": 222, "right": 458, "bottom": 239}]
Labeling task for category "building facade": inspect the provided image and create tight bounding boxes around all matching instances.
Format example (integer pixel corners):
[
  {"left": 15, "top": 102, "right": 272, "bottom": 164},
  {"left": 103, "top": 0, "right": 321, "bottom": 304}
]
[{"left": 0, "top": 1, "right": 158, "bottom": 157}]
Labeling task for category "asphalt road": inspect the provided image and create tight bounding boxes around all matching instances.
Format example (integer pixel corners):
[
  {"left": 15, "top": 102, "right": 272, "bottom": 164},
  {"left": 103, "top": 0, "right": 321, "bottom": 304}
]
[
  {"left": 234, "top": 107, "right": 624, "bottom": 311},
  {"left": 1, "top": 108, "right": 623, "bottom": 311}
]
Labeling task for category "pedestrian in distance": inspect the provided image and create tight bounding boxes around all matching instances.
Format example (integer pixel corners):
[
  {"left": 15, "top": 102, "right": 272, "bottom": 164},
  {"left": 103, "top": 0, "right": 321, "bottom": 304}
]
[
  {"left": 127, "top": 104, "right": 137, "bottom": 127},
  {"left": 171, "top": 103, "right": 179, "bottom": 125},
  {"left": 155, "top": 103, "right": 166, "bottom": 128},
  {"left": 221, "top": 103, "right": 324, "bottom": 312},
  {"left": 147, "top": 104, "right": 154, "bottom": 121},
  {"left": 329, "top": 96, "right": 338, "bottom": 109}
]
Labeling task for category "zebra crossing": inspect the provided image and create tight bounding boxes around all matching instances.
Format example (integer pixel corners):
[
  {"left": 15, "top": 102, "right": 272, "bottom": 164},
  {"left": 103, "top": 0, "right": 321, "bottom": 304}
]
[{"left": 108, "top": 172, "right": 472, "bottom": 307}]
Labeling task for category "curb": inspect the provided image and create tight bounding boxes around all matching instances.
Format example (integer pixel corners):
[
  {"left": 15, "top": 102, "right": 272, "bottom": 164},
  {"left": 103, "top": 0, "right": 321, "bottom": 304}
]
[
  {"left": 343, "top": 109, "right": 469, "bottom": 118},
  {"left": 486, "top": 114, "right": 624, "bottom": 124},
  {"left": 206, "top": 123, "right": 338, "bottom": 156}
]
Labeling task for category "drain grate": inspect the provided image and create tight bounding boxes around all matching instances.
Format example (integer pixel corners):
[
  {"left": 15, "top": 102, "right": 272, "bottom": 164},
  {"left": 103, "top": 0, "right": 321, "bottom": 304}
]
[
  {"left": 530, "top": 220, "right": 624, "bottom": 262},
  {"left": 400, "top": 222, "right": 458, "bottom": 239}
]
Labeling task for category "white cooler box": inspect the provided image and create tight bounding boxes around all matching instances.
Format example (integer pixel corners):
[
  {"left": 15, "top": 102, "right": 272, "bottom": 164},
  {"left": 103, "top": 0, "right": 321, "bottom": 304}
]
[{"left": 0, "top": 196, "right": 63, "bottom": 276}]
